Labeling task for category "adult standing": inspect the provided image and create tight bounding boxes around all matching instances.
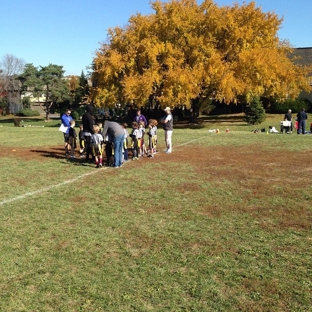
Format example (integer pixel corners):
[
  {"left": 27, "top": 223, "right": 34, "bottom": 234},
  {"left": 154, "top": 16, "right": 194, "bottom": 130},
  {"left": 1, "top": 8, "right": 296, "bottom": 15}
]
[
  {"left": 102, "top": 120, "right": 125, "bottom": 168},
  {"left": 82, "top": 104, "right": 95, "bottom": 160},
  {"left": 60, "top": 109, "right": 73, "bottom": 156},
  {"left": 297, "top": 108, "right": 308, "bottom": 134},
  {"left": 134, "top": 109, "right": 148, "bottom": 127},
  {"left": 284, "top": 109, "right": 293, "bottom": 133},
  {"left": 161, "top": 106, "right": 173, "bottom": 154}
]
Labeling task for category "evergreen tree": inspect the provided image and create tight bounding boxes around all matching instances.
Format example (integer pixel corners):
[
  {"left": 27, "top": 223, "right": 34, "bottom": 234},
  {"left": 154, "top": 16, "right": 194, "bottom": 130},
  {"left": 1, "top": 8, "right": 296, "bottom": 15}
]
[{"left": 244, "top": 97, "right": 266, "bottom": 125}]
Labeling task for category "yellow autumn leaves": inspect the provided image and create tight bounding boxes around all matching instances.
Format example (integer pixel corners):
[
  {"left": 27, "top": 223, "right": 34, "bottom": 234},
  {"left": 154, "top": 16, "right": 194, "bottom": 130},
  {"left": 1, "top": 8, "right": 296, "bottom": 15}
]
[{"left": 90, "top": 0, "right": 310, "bottom": 109}]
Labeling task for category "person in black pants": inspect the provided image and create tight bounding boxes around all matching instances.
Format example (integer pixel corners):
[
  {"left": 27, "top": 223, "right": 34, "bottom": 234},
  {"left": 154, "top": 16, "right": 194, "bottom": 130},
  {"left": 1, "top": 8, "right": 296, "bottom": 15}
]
[
  {"left": 82, "top": 104, "right": 95, "bottom": 160},
  {"left": 284, "top": 109, "right": 293, "bottom": 133}
]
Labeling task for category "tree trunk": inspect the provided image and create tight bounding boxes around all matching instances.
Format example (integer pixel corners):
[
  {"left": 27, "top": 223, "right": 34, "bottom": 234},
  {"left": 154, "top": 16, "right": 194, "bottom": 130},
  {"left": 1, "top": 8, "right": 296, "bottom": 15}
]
[{"left": 190, "top": 98, "right": 200, "bottom": 123}]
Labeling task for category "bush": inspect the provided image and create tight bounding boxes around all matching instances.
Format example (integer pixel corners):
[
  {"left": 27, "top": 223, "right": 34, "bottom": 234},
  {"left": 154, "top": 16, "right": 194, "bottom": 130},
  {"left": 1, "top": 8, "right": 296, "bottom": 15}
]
[
  {"left": 244, "top": 97, "right": 266, "bottom": 125},
  {"left": 16, "top": 109, "right": 40, "bottom": 117},
  {"left": 71, "top": 110, "right": 79, "bottom": 121},
  {"left": 22, "top": 97, "right": 31, "bottom": 109},
  {"left": 270, "top": 98, "right": 311, "bottom": 114}
]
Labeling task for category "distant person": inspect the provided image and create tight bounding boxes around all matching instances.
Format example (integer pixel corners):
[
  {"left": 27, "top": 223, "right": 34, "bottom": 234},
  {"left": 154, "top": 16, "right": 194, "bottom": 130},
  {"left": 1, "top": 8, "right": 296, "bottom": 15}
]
[
  {"left": 82, "top": 104, "right": 95, "bottom": 160},
  {"left": 284, "top": 109, "right": 293, "bottom": 133},
  {"left": 139, "top": 120, "right": 147, "bottom": 156},
  {"left": 90, "top": 124, "right": 104, "bottom": 168},
  {"left": 147, "top": 119, "right": 158, "bottom": 157},
  {"left": 161, "top": 107, "right": 173, "bottom": 154},
  {"left": 297, "top": 108, "right": 308, "bottom": 134},
  {"left": 134, "top": 109, "right": 148, "bottom": 127},
  {"left": 60, "top": 109, "right": 73, "bottom": 156},
  {"left": 68, "top": 120, "right": 77, "bottom": 159},
  {"left": 102, "top": 120, "right": 125, "bottom": 168},
  {"left": 78, "top": 123, "right": 85, "bottom": 158},
  {"left": 130, "top": 121, "right": 140, "bottom": 160},
  {"left": 122, "top": 123, "right": 129, "bottom": 162}
]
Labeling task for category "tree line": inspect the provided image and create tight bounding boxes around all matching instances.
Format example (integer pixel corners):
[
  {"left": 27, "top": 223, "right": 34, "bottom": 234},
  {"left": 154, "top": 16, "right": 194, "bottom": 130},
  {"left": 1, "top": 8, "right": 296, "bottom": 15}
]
[
  {"left": 0, "top": 54, "right": 89, "bottom": 120},
  {"left": 1, "top": 0, "right": 312, "bottom": 122}
]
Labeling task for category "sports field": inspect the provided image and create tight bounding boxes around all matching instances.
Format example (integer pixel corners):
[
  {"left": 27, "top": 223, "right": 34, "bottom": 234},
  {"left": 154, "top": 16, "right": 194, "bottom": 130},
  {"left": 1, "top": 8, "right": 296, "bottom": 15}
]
[{"left": 0, "top": 115, "right": 311, "bottom": 311}]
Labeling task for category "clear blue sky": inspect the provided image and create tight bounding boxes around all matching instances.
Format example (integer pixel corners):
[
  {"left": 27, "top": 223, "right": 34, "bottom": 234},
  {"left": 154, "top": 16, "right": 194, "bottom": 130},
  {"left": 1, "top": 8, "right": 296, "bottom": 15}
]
[{"left": 0, "top": 0, "right": 311, "bottom": 76}]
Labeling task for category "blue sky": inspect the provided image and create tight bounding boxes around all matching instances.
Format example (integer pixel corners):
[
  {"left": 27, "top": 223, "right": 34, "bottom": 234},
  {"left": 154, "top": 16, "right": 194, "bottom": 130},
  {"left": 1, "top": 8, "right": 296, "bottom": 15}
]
[{"left": 1, "top": 0, "right": 311, "bottom": 76}]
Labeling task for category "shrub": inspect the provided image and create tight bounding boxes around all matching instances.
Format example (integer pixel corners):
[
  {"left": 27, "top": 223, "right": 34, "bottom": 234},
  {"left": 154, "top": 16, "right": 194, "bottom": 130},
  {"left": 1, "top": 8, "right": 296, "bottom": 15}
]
[
  {"left": 22, "top": 97, "right": 31, "bottom": 109},
  {"left": 270, "top": 98, "right": 311, "bottom": 114},
  {"left": 0, "top": 100, "right": 7, "bottom": 116},
  {"left": 244, "top": 97, "right": 266, "bottom": 125},
  {"left": 71, "top": 110, "right": 79, "bottom": 121},
  {"left": 16, "top": 109, "right": 40, "bottom": 117}
]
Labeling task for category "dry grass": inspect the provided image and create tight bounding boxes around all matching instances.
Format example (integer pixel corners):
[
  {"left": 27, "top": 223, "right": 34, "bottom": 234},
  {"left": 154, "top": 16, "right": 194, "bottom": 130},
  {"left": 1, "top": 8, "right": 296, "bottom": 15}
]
[{"left": 0, "top": 116, "right": 311, "bottom": 311}]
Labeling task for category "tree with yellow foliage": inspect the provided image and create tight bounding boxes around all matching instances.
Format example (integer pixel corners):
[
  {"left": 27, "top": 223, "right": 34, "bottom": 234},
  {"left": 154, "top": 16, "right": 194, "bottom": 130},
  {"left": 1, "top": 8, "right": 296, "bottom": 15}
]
[{"left": 91, "top": 0, "right": 310, "bottom": 116}]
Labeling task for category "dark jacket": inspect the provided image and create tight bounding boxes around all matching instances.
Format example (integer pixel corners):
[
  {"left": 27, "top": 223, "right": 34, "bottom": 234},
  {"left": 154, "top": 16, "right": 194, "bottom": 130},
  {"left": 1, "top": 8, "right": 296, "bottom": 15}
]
[
  {"left": 297, "top": 110, "right": 308, "bottom": 121},
  {"left": 82, "top": 104, "right": 95, "bottom": 134},
  {"left": 284, "top": 112, "right": 292, "bottom": 121}
]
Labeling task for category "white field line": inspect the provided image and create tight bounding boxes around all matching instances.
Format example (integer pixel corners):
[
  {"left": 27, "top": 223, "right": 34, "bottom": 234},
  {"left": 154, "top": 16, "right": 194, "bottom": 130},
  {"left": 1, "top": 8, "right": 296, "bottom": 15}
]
[{"left": 0, "top": 136, "right": 206, "bottom": 206}]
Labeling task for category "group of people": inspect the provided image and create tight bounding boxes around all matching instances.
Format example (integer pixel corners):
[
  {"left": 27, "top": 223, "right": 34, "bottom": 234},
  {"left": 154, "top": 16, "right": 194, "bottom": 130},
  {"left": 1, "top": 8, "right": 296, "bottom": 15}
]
[
  {"left": 60, "top": 105, "right": 174, "bottom": 168},
  {"left": 281, "top": 108, "right": 308, "bottom": 134}
]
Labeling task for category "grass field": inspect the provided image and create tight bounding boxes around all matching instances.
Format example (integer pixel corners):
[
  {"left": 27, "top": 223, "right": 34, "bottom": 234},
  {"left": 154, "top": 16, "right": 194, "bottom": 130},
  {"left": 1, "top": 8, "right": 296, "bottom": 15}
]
[{"left": 0, "top": 114, "right": 311, "bottom": 311}]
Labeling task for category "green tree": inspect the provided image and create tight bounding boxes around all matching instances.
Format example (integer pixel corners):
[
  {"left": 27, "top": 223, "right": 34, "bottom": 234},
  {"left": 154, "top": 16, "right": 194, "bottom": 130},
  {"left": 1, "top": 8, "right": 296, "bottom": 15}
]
[
  {"left": 244, "top": 96, "right": 266, "bottom": 125},
  {"left": 19, "top": 64, "right": 70, "bottom": 120}
]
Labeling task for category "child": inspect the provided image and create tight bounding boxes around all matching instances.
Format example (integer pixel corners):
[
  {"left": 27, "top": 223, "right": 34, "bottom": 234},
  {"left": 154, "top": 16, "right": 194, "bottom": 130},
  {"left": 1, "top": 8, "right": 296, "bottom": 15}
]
[
  {"left": 90, "top": 124, "right": 104, "bottom": 168},
  {"left": 104, "top": 133, "right": 114, "bottom": 166},
  {"left": 147, "top": 119, "right": 158, "bottom": 157},
  {"left": 68, "top": 120, "right": 77, "bottom": 159},
  {"left": 97, "top": 122, "right": 103, "bottom": 134},
  {"left": 122, "top": 123, "right": 129, "bottom": 162},
  {"left": 130, "top": 121, "right": 140, "bottom": 160},
  {"left": 139, "top": 120, "right": 147, "bottom": 156},
  {"left": 78, "top": 123, "right": 85, "bottom": 158}
]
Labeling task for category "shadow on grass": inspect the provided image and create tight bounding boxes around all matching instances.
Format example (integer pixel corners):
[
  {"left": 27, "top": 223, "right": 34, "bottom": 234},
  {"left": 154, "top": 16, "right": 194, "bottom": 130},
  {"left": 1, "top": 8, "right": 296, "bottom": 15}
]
[
  {"left": 30, "top": 147, "right": 104, "bottom": 167},
  {"left": 174, "top": 115, "right": 246, "bottom": 128},
  {"left": 30, "top": 147, "right": 66, "bottom": 160}
]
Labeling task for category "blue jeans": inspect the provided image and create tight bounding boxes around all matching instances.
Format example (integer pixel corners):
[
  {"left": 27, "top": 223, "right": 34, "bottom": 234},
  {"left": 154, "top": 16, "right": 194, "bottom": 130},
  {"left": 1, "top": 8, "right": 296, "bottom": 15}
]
[
  {"left": 298, "top": 120, "right": 306, "bottom": 134},
  {"left": 113, "top": 134, "right": 125, "bottom": 167}
]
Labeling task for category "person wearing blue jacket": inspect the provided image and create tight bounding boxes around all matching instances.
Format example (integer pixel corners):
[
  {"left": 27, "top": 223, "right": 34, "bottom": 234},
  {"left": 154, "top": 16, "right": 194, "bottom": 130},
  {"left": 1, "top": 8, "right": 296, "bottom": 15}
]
[
  {"left": 60, "top": 109, "right": 73, "bottom": 156},
  {"left": 297, "top": 108, "right": 308, "bottom": 134}
]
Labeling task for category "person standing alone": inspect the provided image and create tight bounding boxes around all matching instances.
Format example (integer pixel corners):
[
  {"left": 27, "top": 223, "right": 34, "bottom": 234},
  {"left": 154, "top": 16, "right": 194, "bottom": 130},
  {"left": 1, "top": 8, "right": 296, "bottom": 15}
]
[
  {"left": 161, "top": 107, "right": 173, "bottom": 154},
  {"left": 297, "top": 108, "right": 308, "bottom": 134}
]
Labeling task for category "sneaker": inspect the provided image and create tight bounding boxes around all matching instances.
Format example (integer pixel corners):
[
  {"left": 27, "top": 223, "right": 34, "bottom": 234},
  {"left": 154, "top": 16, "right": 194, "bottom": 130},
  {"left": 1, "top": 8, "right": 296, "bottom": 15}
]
[
  {"left": 70, "top": 155, "right": 76, "bottom": 159},
  {"left": 148, "top": 154, "right": 154, "bottom": 158},
  {"left": 165, "top": 150, "right": 172, "bottom": 154}
]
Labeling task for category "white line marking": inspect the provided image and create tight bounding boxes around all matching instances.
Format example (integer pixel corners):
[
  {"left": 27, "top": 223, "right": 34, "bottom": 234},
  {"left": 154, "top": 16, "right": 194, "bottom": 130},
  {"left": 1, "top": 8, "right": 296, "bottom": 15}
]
[
  {"left": 174, "top": 136, "right": 206, "bottom": 147},
  {"left": 0, "top": 136, "right": 205, "bottom": 206},
  {"left": 0, "top": 170, "right": 99, "bottom": 206}
]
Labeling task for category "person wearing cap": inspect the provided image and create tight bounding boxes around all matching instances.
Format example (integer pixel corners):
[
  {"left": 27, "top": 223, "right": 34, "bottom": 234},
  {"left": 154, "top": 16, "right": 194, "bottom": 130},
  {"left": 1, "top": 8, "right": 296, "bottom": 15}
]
[
  {"left": 161, "top": 106, "right": 173, "bottom": 154},
  {"left": 60, "top": 109, "right": 73, "bottom": 156}
]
